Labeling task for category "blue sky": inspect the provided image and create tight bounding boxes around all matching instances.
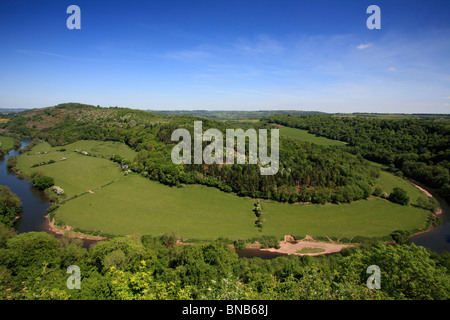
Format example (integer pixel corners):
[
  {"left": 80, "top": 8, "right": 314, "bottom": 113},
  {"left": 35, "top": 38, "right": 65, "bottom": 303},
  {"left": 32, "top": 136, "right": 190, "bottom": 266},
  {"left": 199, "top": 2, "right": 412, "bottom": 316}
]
[{"left": 1, "top": 0, "right": 449, "bottom": 113}]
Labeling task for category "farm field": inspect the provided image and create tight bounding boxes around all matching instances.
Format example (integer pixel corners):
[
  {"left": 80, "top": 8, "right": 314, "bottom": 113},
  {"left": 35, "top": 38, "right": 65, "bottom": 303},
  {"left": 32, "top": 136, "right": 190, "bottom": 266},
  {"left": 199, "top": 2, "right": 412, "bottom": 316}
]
[
  {"left": 0, "top": 135, "right": 15, "bottom": 151},
  {"left": 375, "top": 169, "right": 426, "bottom": 206},
  {"left": 16, "top": 141, "right": 134, "bottom": 198},
  {"left": 62, "top": 140, "right": 137, "bottom": 162},
  {"left": 278, "top": 126, "right": 347, "bottom": 146},
  {"left": 15, "top": 140, "right": 430, "bottom": 241},
  {"left": 262, "top": 198, "right": 428, "bottom": 239}
]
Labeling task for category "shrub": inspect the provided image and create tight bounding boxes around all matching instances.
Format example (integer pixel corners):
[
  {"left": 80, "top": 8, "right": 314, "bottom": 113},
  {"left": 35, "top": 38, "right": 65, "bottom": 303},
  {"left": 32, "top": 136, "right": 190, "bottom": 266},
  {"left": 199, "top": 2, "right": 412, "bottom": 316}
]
[
  {"left": 417, "top": 196, "right": 440, "bottom": 213},
  {"left": 390, "top": 230, "right": 410, "bottom": 244},
  {"left": 258, "top": 235, "right": 279, "bottom": 249},
  {"left": 372, "top": 186, "right": 383, "bottom": 197},
  {"left": 6, "top": 156, "right": 17, "bottom": 169},
  {"left": 47, "top": 204, "right": 59, "bottom": 213},
  {"left": 233, "top": 240, "right": 247, "bottom": 250},
  {"left": 389, "top": 187, "right": 410, "bottom": 206},
  {"left": 35, "top": 176, "right": 55, "bottom": 190}
]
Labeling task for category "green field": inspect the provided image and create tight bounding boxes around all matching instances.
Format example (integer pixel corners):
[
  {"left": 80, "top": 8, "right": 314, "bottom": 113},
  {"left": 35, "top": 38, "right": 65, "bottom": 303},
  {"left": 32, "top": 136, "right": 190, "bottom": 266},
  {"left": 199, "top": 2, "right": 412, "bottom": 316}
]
[
  {"left": 262, "top": 198, "right": 427, "bottom": 239},
  {"left": 0, "top": 136, "right": 15, "bottom": 151},
  {"left": 279, "top": 126, "right": 347, "bottom": 146},
  {"left": 16, "top": 141, "right": 134, "bottom": 198},
  {"left": 16, "top": 140, "right": 430, "bottom": 241},
  {"left": 62, "top": 140, "right": 137, "bottom": 162},
  {"left": 375, "top": 170, "right": 425, "bottom": 206}
]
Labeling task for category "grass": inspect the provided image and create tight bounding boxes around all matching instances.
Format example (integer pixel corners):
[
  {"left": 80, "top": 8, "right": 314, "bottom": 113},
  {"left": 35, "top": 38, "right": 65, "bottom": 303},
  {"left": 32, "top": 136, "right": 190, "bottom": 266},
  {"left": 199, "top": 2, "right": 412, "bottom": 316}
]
[
  {"left": 296, "top": 248, "right": 325, "bottom": 254},
  {"left": 62, "top": 140, "right": 137, "bottom": 162},
  {"left": 279, "top": 126, "right": 347, "bottom": 146},
  {"left": 262, "top": 198, "right": 428, "bottom": 240},
  {"left": 0, "top": 136, "right": 15, "bottom": 151},
  {"left": 375, "top": 169, "right": 425, "bottom": 206},
  {"left": 54, "top": 174, "right": 259, "bottom": 239},
  {"left": 16, "top": 140, "right": 430, "bottom": 241},
  {"left": 16, "top": 141, "right": 125, "bottom": 198}
]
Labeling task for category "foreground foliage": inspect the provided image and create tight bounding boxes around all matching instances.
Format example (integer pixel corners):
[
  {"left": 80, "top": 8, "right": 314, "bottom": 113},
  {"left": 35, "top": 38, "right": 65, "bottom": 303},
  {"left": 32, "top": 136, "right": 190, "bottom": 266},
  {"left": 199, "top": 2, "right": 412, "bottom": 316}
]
[
  {"left": 0, "top": 230, "right": 448, "bottom": 300},
  {"left": 0, "top": 186, "right": 22, "bottom": 228}
]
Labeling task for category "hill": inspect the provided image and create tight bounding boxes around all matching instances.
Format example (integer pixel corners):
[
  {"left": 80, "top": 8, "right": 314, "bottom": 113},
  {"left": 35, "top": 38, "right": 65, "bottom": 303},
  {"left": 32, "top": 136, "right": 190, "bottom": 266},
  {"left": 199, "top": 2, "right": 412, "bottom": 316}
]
[
  {"left": 0, "top": 108, "right": 29, "bottom": 114},
  {"left": 3, "top": 103, "right": 382, "bottom": 205},
  {"left": 149, "top": 110, "right": 327, "bottom": 120}
]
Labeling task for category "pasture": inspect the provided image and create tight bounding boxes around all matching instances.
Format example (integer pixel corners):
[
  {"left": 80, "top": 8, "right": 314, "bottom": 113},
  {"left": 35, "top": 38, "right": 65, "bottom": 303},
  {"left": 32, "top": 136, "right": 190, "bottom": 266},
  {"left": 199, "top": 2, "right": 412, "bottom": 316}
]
[
  {"left": 16, "top": 140, "right": 430, "bottom": 241},
  {"left": 62, "top": 140, "right": 137, "bottom": 162},
  {"left": 16, "top": 141, "right": 128, "bottom": 198},
  {"left": 0, "top": 136, "right": 15, "bottom": 151},
  {"left": 278, "top": 126, "right": 347, "bottom": 146}
]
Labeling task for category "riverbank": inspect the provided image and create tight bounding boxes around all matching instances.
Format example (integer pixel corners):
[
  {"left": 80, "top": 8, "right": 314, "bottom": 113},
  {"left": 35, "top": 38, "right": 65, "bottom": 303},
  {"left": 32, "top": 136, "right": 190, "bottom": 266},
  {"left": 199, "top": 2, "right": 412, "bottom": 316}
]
[
  {"left": 46, "top": 217, "right": 108, "bottom": 242},
  {"left": 258, "top": 235, "right": 356, "bottom": 256}
]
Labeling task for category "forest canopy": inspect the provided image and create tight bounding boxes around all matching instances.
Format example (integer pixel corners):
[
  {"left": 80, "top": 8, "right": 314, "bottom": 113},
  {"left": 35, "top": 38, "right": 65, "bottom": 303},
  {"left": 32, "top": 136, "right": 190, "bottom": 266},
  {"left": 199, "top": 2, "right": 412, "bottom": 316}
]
[
  {"left": 264, "top": 114, "right": 450, "bottom": 202},
  {"left": 0, "top": 231, "right": 448, "bottom": 300}
]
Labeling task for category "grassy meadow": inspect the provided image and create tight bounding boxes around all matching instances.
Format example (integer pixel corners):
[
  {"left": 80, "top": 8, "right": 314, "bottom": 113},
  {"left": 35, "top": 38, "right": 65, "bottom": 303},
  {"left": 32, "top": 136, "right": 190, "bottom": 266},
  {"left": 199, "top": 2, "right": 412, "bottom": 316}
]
[
  {"left": 15, "top": 140, "right": 431, "bottom": 241},
  {"left": 0, "top": 136, "right": 15, "bottom": 151},
  {"left": 16, "top": 141, "right": 135, "bottom": 198},
  {"left": 375, "top": 170, "right": 426, "bottom": 206},
  {"left": 278, "top": 126, "right": 347, "bottom": 146},
  {"left": 61, "top": 140, "right": 137, "bottom": 162}
]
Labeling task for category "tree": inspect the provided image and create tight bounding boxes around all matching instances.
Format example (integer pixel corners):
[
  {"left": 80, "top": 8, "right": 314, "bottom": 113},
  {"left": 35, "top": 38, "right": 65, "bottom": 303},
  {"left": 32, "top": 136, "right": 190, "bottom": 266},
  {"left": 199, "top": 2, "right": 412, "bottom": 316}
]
[
  {"left": 417, "top": 196, "right": 440, "bottom": 213},
  {"left": 388, "top": 187, "right": 410, "bottom": 206},
  {"left": 372, "top": 186, "right": 383, "bottom": 197},
  {"left": 0, "top": 232, "right": 62, "bottom": 285},
  {"left": 35, "top": 176, "right": 55, "bottom": 190},
  {"left": 390, "top": 230, "right": 410, "bottom": 244},
  {"left": 89, "top": 237, "right": 148, "bottom": 272},
  {"left": 5, "top": 156, "right": 17, "bottom": 169},
  {"left": 0, "top": 186, "right": 22, "bottom": 227},
  {"left": 0, "top": 223, "right": 15, "bottom": 248}
]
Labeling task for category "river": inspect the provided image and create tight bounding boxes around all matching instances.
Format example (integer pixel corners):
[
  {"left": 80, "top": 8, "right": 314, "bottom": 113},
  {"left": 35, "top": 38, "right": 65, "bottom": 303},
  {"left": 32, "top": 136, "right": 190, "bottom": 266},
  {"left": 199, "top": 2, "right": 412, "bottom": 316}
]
[
  {"left": 0, "top": 139, "right": 51, "bottom": 234},
  {"left": 408, "top": 190, "right": 450, "bottom": 254},
  {"left": 1, "top": 140, "right": 449, "bottom": 255}
]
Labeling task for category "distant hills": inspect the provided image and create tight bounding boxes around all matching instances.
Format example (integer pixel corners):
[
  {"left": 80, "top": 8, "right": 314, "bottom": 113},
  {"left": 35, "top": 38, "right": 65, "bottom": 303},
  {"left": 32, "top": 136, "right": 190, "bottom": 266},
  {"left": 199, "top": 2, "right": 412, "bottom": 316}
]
[
  {"left": 148, "top": 110, "right": 328, "bottom": 120},
  {"left": 2, "top": 103, "right": 449, "bottom": 121},
  {"left": 0, "top": 108, "right": 29, "bottom": 113}
]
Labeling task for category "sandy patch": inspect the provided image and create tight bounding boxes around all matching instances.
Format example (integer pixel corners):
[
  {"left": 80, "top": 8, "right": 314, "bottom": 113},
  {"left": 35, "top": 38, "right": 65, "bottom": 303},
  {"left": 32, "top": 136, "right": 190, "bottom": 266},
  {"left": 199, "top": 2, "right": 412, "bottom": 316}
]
[
  {"left": 46, "top": 218, "right": 107, "bottom": 241},
  {"left": 412, "top": 183, "right": 433, "bottom": 198},
  {"left": 260, "top": 235, "right": 355, "bottom": 256}
]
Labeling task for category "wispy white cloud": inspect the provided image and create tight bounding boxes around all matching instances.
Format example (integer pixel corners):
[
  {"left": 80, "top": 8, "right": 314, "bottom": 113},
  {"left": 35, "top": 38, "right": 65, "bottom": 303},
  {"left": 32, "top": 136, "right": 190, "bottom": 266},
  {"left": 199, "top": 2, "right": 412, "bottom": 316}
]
[
  {"left": 233, "top": 34, "right": 285, "bottom": 56},
  {"left": 388, "top": 67, "right": 396, "bottom": 71},
  {"left": 357, "top": 43, "right": 372, "bottom": 50},
  {"left": 162, "top": 49, "right": 214, "bottom": 61}
]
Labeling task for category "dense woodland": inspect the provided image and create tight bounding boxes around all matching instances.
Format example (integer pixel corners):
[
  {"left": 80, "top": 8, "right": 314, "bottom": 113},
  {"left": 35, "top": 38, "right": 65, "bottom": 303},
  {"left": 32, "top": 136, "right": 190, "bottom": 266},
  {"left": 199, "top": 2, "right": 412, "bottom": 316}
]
[
  {"left": 0, "top": 186, "right": 22, "bottom": 228},
  {"left": 0, "top": 230, "right": 449, "bottom": 300},
  {"left": 264, "top": 115, "right": 450, "bottom": 203},
  {"left": 2, "top": 103, "right": 382, "bottom": 205}
]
